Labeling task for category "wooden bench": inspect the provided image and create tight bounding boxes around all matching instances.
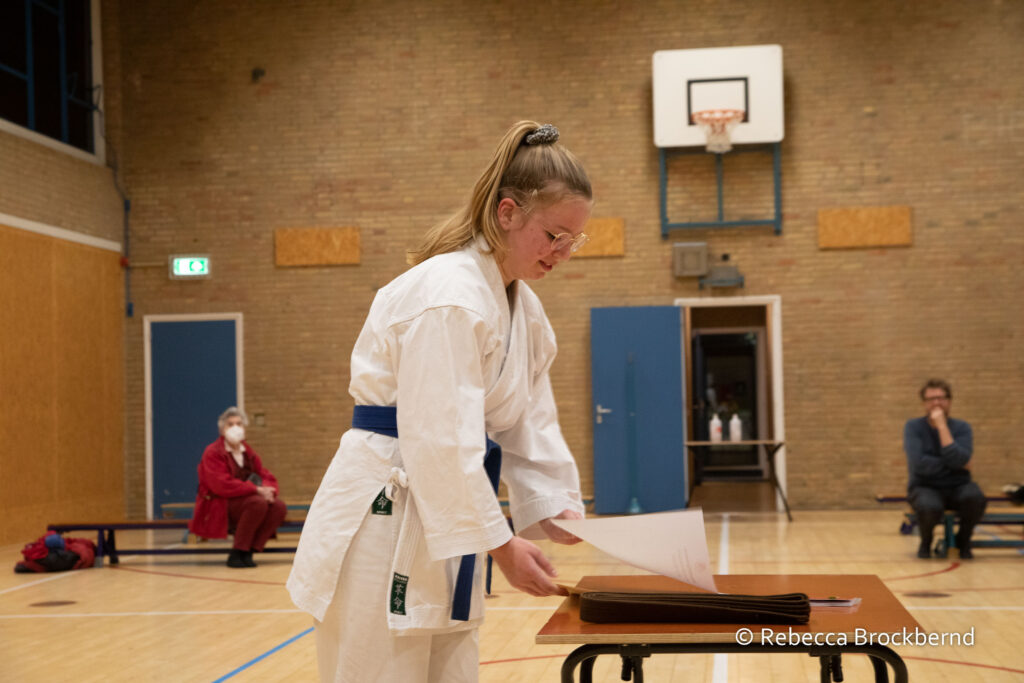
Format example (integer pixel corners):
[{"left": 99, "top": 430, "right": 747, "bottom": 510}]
[
  {"left": 47, "top": 519, "right": 304, "bottom": 566},
  {"left": 160, "top": 501, "right": 312, "bottom": 519},
  {"left": 875, "top": 494, "right": 1023, "bottom": 556},
  {"left": 874, "top": 493, "right": 1011, "bottom": 504}
]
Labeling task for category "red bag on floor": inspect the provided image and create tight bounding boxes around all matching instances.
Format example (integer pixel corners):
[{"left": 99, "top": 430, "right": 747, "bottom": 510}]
[
  {"left": 65, "top": 537, "right": 96, "bottom": 569},
  {"left": 14, "top": 533, "right": 96, "bottom": 573}
]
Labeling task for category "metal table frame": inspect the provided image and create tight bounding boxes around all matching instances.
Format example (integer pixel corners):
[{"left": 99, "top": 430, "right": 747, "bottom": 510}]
[{"left": 560, "top": 641, "right": 907, "bottom": 683}]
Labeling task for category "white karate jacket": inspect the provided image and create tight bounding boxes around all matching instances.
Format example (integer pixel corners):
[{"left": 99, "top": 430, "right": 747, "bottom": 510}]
[{"left": 287, "top": 235, "right": 584, "bottom": 633}]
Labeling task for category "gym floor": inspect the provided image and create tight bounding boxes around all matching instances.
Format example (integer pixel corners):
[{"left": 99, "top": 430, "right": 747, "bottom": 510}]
[{"left": 2, "top": 510, "right": 1022, "bottom": 682}]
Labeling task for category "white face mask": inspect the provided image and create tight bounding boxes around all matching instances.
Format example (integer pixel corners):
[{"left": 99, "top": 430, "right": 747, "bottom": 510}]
[{"left": 224, "top": 425, "right": 245, "bottom": 444}]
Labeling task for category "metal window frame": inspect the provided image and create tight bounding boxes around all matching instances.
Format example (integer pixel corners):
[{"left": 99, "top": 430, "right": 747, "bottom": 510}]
[{"left": 0, "top": 0, "right": 105, "bottom": 164}]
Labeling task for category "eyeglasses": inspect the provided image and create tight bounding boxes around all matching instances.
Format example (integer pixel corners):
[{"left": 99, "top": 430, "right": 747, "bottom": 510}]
[
  {"left": 513, "top": 202, "right": 590, "bottom": 253},
  {"left": 923, "top": 395, "right": 950, "bottom": 402},
  {"left": 542, "top": 228, "right": 590, "bottom": 253}
]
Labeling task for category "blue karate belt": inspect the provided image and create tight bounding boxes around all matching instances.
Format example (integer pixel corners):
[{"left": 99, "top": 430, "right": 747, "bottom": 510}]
[{"left": 352, "top": 405, "right": 502, "bottom": 621}]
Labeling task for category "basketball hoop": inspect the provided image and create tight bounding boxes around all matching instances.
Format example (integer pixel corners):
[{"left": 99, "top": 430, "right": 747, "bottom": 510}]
[{"left": 691, "top": 109, "right": 745, "bottom": 153}]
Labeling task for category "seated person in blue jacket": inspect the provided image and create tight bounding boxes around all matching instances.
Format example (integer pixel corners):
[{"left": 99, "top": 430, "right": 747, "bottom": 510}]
[
  {"left": 904, "top": 379, "right": 986, "bottom": 559},
  {"left": 189, "top": 407, "right": 287, "bottom": 568}
]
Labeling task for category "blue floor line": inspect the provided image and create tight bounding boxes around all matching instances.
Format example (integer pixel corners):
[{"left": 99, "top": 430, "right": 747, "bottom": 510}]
[{"left": 212, "top": 627, "right": 314, "bottom": 682}]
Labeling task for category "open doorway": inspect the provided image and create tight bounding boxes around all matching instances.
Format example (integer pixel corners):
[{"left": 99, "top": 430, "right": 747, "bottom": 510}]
[
  {"left": 692, "top": 328, "right": 768, "bottom": 480},
  {"left": 675, "top": 296, "right": 787, "bottom": 514}
]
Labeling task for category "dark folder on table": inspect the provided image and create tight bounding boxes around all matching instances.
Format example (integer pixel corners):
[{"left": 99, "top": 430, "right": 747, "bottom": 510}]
[{"left": 578, "top": 591, "right": 811, "bottom": 625}]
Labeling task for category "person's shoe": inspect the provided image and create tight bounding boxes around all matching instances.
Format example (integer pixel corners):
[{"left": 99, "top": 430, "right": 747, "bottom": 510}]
[
  {"left": 917, "top": 543, "right": 932, "bottom": 559},
  {"left": 243, "top": 550, "right": 257, "bottom": 568},
  {"left": 227, "top": 549, "right": 249, "bottom": 568},
  {"left": 958, "top": 546, "right": 974, "bottom": 560}
]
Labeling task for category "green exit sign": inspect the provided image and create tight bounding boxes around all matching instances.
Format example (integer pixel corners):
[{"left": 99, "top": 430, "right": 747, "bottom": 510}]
[{"left": 169, "top": 255, "right": 211, "bottom": 279}]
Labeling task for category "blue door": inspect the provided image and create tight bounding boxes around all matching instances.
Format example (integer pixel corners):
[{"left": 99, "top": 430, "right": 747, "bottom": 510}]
[
  {"left": 149, "top": 318, "right": 240, "bottom": 518},
  {"left": 590, "top": 307, "right": 687, "bottom": 514}
]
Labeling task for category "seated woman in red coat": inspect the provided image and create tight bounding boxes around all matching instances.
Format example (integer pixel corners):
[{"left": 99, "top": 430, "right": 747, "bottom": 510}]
[{"left": 189, "top": 407, "right": 287, "bottom": 568}]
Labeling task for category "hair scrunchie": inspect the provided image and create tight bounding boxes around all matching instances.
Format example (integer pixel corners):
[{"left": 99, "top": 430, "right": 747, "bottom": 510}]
[{"left": 523, "top": 124, "right": 559, "bottom": 145}]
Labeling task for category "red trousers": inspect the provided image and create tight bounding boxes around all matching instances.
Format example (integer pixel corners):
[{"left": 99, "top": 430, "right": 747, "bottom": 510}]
[{"left": 227, "top": 494, "right": 287, "bottom": 551}]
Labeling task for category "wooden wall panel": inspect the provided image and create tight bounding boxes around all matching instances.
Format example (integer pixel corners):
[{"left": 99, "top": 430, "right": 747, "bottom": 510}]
[
  {"left": 99, "top": 248, "right": 125, "bottom": 509},
  {"left": 0, "top": 224, "right": 123, "bottom": 544},
  {"left": 0, "top": 226, "right": 57, "bottom": 531},
  {"left": 817, "top": 206, "right": 913, "bottom": 249},
  {"left": 574, "top": 217, "right": 625, "bottom": 258},
  {"left": 274, "top": 227, "right": 361, "bottom": 266},
  {"left": 53, "top": 242, "right": 124, "bottom": 515}
]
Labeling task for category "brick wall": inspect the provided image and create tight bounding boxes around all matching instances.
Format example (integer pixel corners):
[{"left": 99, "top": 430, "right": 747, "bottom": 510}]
[
  {"left": 0, "top": 131, "right": 123, "bottom": 243},
  {"left": 98, "top": 0, "right": 1024, "bottom": 515}
]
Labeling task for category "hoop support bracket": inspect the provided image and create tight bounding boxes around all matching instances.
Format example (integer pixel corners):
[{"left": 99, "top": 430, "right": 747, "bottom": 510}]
[{"left": 658, "top": 142, "right": 782, "bottom": 238}]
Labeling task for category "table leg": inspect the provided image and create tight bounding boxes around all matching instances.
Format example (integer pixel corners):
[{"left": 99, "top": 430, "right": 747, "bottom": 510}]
[
  {"left": 816, "top": 653, "right": 844, "bottom": 682},
  {"left": 830, "top": 654, "right": 844, "bottom": 681},
  {"left": 579, "top": 655, "right": 596, "bottom": 683},
  {"left": 864, "top": 646, "right": 906, "bottom": 683},
  {"left": 620, "top": 654, "right": 649, "bottom": 682},
  {"left": 818, "top": 655, "right": 830, "bottom": 683},
  {"left": 765, "top": 443, "right": 793, "bottom": 521},
  {"left": 560, "top": 645, "right": 651, "bottom": 683},
  {"left": 561, "top": 646, "right": 601, "bottom": 683},
  {"left": 630, "top": 654, "right": 646, "bottom": 682},
  {"left": 868, "top": 655, "right": 889, "bottom": 682}
]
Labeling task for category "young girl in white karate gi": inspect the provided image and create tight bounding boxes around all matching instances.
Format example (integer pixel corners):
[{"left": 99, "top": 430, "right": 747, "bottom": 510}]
[{"left": 287, "top": 120, "right": 591, "bottom": 682}]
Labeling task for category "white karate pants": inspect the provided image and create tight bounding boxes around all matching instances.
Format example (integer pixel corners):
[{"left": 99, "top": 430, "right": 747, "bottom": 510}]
[{"left": 314, "top": 504, "right": 479, "bottom": 683}]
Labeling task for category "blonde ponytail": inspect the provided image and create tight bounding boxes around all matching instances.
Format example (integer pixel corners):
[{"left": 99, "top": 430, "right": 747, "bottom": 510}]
[{"left": 407, "top": 121, "right": 591, "bottom": 265}]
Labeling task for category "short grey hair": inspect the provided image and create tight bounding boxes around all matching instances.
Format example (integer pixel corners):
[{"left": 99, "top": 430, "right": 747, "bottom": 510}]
[{"left": 217, "top": 406, "right": 249, "bottom": 431}]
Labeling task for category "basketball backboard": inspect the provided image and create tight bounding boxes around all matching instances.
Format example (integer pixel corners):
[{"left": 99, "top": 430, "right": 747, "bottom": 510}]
[{"left": 653, "top": 45, "right": 784, "bottom": 148}]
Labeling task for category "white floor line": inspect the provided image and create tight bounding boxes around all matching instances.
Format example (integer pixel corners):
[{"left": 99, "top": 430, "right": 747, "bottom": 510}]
[
  {"left": 717, "top": 513, "right": 731, "bottom": 576},
  {"left": 0, "top": 608, "right": 304, "bottom": 619},
  {"left": 0, "top": 571, "right": 76, "bottom": 595},
  {"left": 712, "top": 513, "right": 731, "bottom": 683}
]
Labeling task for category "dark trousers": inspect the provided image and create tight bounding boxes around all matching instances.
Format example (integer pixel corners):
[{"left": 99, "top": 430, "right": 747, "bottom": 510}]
[
  {"left": 227, "top": 494, "right": 287, "bottom": 551},
  {"left": 908, "top": 482, "right": 987, "bottom": 548}
]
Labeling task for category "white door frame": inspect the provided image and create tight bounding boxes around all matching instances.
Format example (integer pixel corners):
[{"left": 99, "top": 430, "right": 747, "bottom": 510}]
[
  {"left": 143, "top": 313, "right": 245, "bottom": 520},
  {"left": 674, "top": 295, "right": 787, "bottom": 512}
]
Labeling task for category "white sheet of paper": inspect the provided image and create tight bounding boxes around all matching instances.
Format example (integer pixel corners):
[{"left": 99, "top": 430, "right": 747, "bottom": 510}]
[{"left": 552, "top": 509, "right": 718, "bottom": 593}]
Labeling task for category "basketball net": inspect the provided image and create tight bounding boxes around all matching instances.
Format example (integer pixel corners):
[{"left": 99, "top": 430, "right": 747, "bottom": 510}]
[{"left": 691, "top": 109, "right": 745, "bottom": 153}]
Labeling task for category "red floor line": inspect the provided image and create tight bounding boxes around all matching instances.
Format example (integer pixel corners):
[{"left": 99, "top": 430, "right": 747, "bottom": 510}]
[
  {"left": 110, "top": 565, "right": 285, "bottom": 586},
  {"left": 883, "top": 562, "right": 960, "bottom": 581},
  {"left": 481, "top": 653, "right": 570, "bottom": 666},
  {"left": 903, "top": 654, "right": 1024, "bottom": 675}
]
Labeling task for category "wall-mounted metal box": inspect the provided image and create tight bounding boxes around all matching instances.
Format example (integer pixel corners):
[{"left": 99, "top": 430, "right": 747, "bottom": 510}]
[{"left": 672, "top": 242, "right": 708, "bottom": 277}]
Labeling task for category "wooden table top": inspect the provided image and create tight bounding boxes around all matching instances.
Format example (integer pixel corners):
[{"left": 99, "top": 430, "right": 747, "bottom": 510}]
[{"left": 536, "top": 574, "right": 920, "bottom": 645}]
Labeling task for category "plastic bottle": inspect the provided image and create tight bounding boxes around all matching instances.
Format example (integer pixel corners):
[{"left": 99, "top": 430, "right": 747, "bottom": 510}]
[
  {"left": 729, "top": 414, "right": 743, "bottom": 442},
  {"left": 710, "top": 414, "right": 722, "bottom": 442}
]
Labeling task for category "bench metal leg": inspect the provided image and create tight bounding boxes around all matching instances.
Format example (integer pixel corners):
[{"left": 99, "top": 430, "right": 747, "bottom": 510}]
[
  {"left": 105, "top": 529, "right": 119, "bottom": 564},
  {"left": 944, "top": 512, "right": 957, "bottom": 552},
  {"left": 92, "top": 529, "right": 105, "bottom": 566}
]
